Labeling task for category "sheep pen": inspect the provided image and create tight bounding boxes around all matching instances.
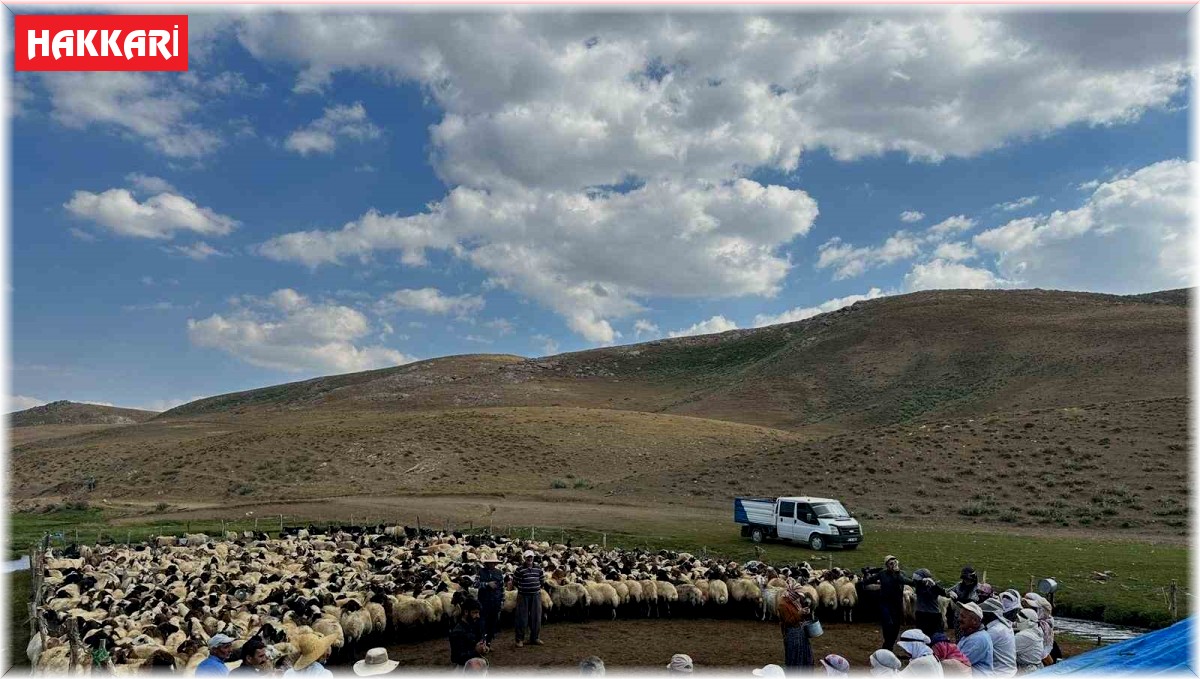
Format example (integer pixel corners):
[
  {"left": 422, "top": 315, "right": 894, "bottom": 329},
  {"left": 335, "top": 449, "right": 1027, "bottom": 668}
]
[{"left": 22, "top": 526, "right": 1059, "bottom": 674}]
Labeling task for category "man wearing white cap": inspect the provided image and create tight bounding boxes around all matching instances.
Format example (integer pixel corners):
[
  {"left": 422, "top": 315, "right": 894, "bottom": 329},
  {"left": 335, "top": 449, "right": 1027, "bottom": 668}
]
[
  {"left": 955, "top": 602, "right": 993, "bottom": 676},
  {"left": 981, "top": 598, "right": 1016, "bottom": 677},
  {"left": 514, "top": 549, "right": 545, "bottom": 647},
  {"left": 196, "top": 634, "right": 237, "bottom": 676},
  {"left": 897, "top": 629, "right": 942, "bottom": 677}
]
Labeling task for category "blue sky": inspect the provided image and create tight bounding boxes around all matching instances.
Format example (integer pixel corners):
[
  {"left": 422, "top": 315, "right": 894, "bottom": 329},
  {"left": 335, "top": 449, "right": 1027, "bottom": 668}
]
[{"left": 8, "top": 9, "right": 1192, "bottom": 411}]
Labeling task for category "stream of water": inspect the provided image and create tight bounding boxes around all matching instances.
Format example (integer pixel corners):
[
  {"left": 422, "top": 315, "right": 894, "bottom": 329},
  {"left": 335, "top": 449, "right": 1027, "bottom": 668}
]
[{"left": 1055, "top": 616, "right": 1150, "bottom": 643}]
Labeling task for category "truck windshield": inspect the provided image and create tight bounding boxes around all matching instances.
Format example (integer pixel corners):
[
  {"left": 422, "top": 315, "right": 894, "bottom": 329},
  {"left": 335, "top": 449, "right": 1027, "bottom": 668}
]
[{"left": 812, "top": 502, "right": 850, "bottom": 519}]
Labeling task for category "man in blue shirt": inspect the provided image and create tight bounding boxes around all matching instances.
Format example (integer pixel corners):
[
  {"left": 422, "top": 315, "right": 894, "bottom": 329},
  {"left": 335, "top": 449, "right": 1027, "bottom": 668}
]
[
  {"left": 195, "top": 634, "right": 237, "bottom": 676},
  {"left": 956, "top": 602, "right": 994, "bottom": 676}
]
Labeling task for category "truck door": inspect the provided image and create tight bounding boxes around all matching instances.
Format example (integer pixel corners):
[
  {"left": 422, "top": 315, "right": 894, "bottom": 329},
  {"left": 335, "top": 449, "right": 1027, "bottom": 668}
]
[
  {"left": 777, "top": 500, "right": 797, "bottom": 540},
  {"left": 796, "top": 503, "right": 820, "bottom": 541}
]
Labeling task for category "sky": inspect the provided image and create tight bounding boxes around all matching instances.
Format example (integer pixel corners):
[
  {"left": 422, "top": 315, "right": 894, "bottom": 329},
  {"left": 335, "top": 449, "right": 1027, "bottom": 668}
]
[{"left": 7, "top": 7, "right": 1193, "bottom": 412}]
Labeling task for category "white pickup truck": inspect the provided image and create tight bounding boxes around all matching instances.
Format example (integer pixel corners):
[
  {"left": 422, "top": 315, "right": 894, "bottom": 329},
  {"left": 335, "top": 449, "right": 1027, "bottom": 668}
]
[{"left": 734, "top": 496, "right": 864, "bottom": 551}]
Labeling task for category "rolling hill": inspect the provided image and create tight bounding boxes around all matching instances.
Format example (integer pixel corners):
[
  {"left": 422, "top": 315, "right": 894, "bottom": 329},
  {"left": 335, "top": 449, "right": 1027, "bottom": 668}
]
[
  {"left": 9, "top": 401, "right": 158, "bottom": 427},
  {"left": 8, "top": 288, "right": 1190, "bottom": 537}
]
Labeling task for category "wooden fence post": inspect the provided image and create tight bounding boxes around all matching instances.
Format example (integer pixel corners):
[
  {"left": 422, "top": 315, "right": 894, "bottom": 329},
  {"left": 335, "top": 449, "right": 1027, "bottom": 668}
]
[
  {"left": 531, "top": 526, "right": 536, "bottom": 541},
  {"left": 1169, "top": 580, "right": 1179, "bottom": 620},
  {"left": 603, "top": 533, "right": 607, "bottom": 549},
  {"left": 279, "top": 515, "right": 284, "bottom": 534},
  {"left": 67, "top": 618, "right": 80, "bottom": 674}
]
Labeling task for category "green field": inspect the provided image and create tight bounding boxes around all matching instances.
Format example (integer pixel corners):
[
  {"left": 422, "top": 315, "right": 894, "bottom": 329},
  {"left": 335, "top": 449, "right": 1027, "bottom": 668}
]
[{"left": 8, "top": 505, "right": 1187, "bottom": 653}]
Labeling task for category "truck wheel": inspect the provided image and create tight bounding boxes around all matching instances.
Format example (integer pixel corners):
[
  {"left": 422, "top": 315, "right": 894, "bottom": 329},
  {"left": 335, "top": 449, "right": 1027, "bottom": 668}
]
[
  {"left": 751, "top": 528, "right": 765, "bottom": 544},
  {"left": 809, "top": 534, "right": 825, "bottom": 551}
]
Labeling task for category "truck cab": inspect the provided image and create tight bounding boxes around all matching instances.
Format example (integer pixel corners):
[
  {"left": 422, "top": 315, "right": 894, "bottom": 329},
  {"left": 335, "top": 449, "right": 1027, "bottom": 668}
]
[{"left": 733, "top": 496, "right": 863, "bottom": 551}]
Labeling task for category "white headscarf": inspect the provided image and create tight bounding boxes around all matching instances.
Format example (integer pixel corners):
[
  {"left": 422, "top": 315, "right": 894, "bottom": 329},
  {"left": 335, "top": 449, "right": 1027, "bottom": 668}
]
[
  {"left": 871, "top": 650, "right": 903, "bottom": 676},
  {"left": 898, "top": 629, "right": 933, "bottom": 660}
]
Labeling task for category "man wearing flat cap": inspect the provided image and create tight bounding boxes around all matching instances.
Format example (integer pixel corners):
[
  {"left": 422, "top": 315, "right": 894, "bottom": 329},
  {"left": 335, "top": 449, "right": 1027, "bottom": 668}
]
[
  {"left": 196, "top": 634, "right": 237, "bottom": 676},
  {"left": 956, "top": 602, "right": 994, "bottom": 676},
  {"left": 514, "top": 549, "right": 545, "bottom": 647}
]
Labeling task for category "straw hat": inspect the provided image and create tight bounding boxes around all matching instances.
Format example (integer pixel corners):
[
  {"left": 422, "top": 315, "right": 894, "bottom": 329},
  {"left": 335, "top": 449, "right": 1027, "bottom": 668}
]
[
  {"left": 294, "top": 634, "right": 336, "bottom": 671},
  {"left": 353, "top": 648, "right": 399, "bottom": 676},
  {"left": 481, "top": 552, "right": 501, "bottom": 564}
]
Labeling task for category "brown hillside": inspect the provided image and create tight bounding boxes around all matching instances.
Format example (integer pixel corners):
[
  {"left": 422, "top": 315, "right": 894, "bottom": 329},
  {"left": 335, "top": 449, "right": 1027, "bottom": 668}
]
[
  {"left": 163, "top": 289, "right": 1187, "bottom": 431},
  {"left": 9, "top": 400, "right": 158, "bottom": 427}
]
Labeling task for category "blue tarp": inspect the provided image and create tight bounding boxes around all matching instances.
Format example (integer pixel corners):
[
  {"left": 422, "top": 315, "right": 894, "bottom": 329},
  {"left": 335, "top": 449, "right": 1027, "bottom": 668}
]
[{"left": 1040, "top": 617, "right": 1193, "bottom": 675}]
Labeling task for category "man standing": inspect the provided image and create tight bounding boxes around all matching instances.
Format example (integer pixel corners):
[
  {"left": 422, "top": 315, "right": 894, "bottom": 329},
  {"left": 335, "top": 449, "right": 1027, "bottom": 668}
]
[
  {"left": 913, "top": 568, "right": 948, "bottom": 637},
  {"left": 955, "top": 603, "right": 994, "bottom": 677},
  {"left": 196, "top": 634, "right": 237, "bottom": 676},
  {"left": 863, "top": 555, "right": 914, "bottom": 651},
  {"left": 477, "top": 553, "right": 505, "bottom": 644},
  {"left": 947, "top": 567, "right": 981, "bottom": 636},
  {"left": 514, "top": 549, "right": 545, "bottom": 647},
  {"left": 450, "top": 600, "right": 491, "bottom": 667}
]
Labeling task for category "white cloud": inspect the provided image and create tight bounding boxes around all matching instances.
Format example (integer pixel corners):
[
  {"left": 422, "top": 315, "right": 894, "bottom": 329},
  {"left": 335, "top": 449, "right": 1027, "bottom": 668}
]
[
  {"left": 464, "top": 335, "right": 493, "bottom": 344},
  {"left": 257, "top": 208, "right": 457, "bottom": 268},
  {"left": 753, "top": 287, "right": 886, "bottom": 327},
  {"left": 484, "top": 318, "right": 515, "bottom": 336},
  {"left": 927, "top": 215, "right": 977, "bottom": 238},
  {"left": 994, "top": 195, "right": 1039, "bottom": 212},
  {"left": 379, "top": 288, "right": 485, "bottom": 318},
  {"left": 261, "top": 179, "right": 817, "bottom": 343},
  {"left": 533, "top": 334, "right": 559, "bottom": 355},
  {"left": 41, "top": 72, "right": 221, "bottom": 158},
  {"left": 1078, "top": 179, "right": 1101, "bottom": 191},
  {"left": 10, "top": 78, "right": 33, "bottom": 118},
  {"left": 240, "top": 11, "right": 1186, "bottom": 342},
  {"left": 65, "top": 188, "right": 238, "bottom": 240},
  {"left": 668, "top": 315, "right": 738, "bottom": 338},
  {"left": 126, "top": 173, "right": 178, "bottom": 195},
  {"left": 903, "top": 259, "right": 1007, "bottom": 292},
  {"left": 237, "top": 11, "right": 1186, "bottom": 189},
  {"left": 68, "top": 227, "right": 98, "bottom": 243},
  {"left": 633, "top": 319, "right": 660, "bottom": 339},
  {"left": 816, "top": 231, "right": 921, "bottom": 280},
  {"left": 163, "top": 242, "right": 229, "bottom": 261},
  {"left": 974, "top": 158, "right": 1192, "bottom": 293},
  {"left": 900, "top": 211, "right": 926, "bottom": 223},
  {"left": 138, "top": 396, "right": 204, "bottom": 412},
  {"left": 932, "top": 241, "right": 978, "bottom": 262},
  {"left": 9, "top": 395, "right": 47, "bottom": 412},
  {"left": 122, "top": 301, "right": 184, "bottom": 312},
  {"left": 187, "top": 290, "right": 413, "bottom": 374},
  {"left": 284, "top": 102, "right": 382, "bottom": 156}
]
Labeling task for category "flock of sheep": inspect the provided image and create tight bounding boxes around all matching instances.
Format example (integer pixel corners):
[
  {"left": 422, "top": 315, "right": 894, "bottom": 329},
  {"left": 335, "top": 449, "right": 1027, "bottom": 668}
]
[{"left": 28, "top": 526, "right": 929, "bottom": 674}]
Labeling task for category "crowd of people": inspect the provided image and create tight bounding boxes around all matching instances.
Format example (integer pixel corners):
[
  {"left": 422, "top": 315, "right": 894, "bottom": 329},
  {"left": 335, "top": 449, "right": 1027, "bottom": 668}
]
[
  {"left": 435, "top": 554, "right": 1060, "bottom": 677},
  {"left": 187, "top": 551, "right": 1059, "bottom": 676}
]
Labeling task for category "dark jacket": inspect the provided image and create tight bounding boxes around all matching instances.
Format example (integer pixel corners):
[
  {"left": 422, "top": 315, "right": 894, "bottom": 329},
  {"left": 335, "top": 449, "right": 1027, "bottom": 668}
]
[
  {"left": 477, "top": 567, "right": 505, "bottom": 605},
  {"left": 449, "top": 619, "right": 483, "bottom": 666},
  {"left": 864, "top": 568, "right": 913, "bottom": 612},
  {"left": 915, "top": 579, "right": 948, "bottom": 614}
]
